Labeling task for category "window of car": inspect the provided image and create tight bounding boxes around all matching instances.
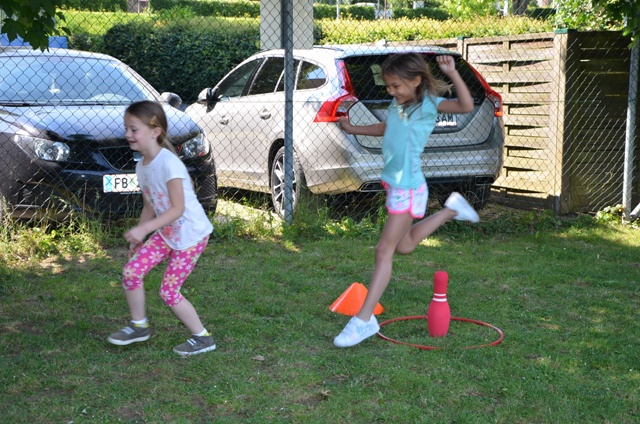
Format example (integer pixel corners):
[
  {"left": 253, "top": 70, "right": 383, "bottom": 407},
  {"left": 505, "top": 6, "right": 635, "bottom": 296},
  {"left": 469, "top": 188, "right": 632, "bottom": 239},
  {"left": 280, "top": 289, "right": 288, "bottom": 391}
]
[
  {"left": 342, "top": 55, "right": 390, "bottom": 103},
  {"left": 0, "top": 56, "right": 151, "bottom": 104},
  {"left": 275, "top": 59, "right": 300, "bottom": 92},
  {"left": 217, "top": 59, "right": 262, "bottom": 98},
  {"left": 297, "top": 61, "right": 327, "bottom": 90},
  {"left": 429, "top": 57, "right": 485, "bottom": 103},
  {"left": 342, "top": 53, "right": 485, "bottom": 105},
  {"left": 248, "top": 57, "right": 284, "bottom": 95}
]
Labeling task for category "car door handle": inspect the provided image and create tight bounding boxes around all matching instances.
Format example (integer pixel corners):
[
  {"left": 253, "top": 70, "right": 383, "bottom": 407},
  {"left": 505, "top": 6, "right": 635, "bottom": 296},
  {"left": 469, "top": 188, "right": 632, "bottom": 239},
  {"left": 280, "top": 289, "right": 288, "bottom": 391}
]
[
  {"left": 219, "top": 116, "right": 229, "bottom": 125},
  {"left": 259, "top": 110, "right": 271, "bottom": 120}
]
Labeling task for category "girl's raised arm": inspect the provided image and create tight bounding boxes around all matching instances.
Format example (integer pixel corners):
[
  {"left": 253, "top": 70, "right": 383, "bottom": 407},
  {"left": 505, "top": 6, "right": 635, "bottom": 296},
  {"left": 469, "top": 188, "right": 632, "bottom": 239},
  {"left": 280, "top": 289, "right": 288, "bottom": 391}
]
[{"left": 436, "top": 55, "right": 474, "bottom": 115}]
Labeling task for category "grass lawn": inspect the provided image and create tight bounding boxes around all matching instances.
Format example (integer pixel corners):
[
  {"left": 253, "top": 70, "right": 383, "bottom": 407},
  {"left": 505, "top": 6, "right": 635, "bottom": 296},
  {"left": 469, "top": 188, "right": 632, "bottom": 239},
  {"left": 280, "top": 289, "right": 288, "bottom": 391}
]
[{"left": 1, "top": 201, "right": 638, "bottom": 423}]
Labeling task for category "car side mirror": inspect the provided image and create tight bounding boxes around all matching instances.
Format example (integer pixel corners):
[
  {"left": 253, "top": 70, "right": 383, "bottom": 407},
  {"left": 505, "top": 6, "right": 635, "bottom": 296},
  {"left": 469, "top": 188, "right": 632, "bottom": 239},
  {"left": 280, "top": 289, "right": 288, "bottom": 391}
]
[
  {"left": 160, "top": 92, "right": 182, "bottom": 109},
  {"left": 205, "top": 87, "right": 220, "bottom": 112}
]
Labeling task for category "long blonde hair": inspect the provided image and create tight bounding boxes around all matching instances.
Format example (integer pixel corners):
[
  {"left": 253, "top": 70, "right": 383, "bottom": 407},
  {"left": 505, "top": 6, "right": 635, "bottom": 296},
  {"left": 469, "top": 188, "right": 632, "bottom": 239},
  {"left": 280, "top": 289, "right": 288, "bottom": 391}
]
[
  {"left": 382, "top": 52, "right": 452, "bottom": 109},
  {"left": 125, "top": 100, "right": 176, "bottom": 154}
]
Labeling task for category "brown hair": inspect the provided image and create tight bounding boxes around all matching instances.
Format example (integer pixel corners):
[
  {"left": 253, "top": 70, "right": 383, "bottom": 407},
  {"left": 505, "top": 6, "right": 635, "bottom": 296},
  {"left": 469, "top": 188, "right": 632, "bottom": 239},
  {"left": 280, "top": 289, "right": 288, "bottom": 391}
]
[
  {"left": 381, "top": 52, "right": 452, "bottom": 108},
  {"left": 125, "top": 100, "right": 176, "bottom": 154}
]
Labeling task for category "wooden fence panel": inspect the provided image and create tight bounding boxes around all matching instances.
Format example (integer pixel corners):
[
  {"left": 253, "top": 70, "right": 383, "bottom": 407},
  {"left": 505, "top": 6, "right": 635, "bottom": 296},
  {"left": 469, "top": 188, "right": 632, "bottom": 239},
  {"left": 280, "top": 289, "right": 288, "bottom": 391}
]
[
  {"left": 456, "top": 30, "right": 638, "bottom": 213},
  {"left": 420, "top": 32, "right": 637, "bottom": 213}
]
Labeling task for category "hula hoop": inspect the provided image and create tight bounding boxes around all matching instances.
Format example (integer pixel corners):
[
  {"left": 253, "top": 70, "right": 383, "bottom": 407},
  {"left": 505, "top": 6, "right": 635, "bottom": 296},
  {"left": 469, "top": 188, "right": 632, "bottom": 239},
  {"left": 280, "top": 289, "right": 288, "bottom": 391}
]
[{"left": 377, "top": 315, "right": 504, "bottom": 350}]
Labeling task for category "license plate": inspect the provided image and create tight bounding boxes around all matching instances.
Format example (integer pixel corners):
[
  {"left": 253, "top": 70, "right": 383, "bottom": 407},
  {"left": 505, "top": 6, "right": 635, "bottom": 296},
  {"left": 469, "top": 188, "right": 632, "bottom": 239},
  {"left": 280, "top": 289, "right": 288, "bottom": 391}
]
[
  {"left": 103, "top": 174, "right": 139, "bottom": 193},
  {"left": 436, "top": 113, "right": 457, "bottom": 127}
]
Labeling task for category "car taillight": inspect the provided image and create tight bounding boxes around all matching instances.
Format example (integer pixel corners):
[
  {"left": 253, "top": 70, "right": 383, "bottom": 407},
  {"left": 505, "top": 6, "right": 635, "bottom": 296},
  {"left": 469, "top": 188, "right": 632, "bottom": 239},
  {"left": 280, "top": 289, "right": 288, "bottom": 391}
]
[
  {"left": 313, "top": 61, "right": 358, "bottom": 123},
  {"left": 313, "top": 93, "right": 359, "bottom": 122},
  {"left": 487, "top": 90, "right": 503, "bottom": 117},
  {"left": 469, "top": 64, "right": 503, "bottom": 117}
]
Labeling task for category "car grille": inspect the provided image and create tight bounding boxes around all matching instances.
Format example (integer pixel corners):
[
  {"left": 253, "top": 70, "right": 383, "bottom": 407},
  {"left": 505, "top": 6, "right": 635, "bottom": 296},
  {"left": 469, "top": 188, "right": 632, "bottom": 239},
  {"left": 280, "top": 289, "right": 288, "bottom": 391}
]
[{"left": 98, "top": 146, "right": 138, "bottom": 172}]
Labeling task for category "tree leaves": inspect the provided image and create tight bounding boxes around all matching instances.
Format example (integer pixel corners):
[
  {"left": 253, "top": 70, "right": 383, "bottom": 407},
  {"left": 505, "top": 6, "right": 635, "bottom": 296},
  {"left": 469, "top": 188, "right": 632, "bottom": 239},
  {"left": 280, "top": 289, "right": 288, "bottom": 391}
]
[{"left": 0, "top": 0, "right": 70, "bottom": 51}]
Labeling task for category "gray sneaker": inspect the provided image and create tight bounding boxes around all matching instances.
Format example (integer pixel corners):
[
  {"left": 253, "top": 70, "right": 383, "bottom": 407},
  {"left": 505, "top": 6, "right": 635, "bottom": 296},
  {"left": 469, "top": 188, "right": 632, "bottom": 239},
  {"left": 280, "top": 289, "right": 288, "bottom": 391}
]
[
  {"left": 173, "top": 334, "right": 216, "bottom": 357},
  {"left": 107, "top": 322, "right": 151, "bottom": 346}
]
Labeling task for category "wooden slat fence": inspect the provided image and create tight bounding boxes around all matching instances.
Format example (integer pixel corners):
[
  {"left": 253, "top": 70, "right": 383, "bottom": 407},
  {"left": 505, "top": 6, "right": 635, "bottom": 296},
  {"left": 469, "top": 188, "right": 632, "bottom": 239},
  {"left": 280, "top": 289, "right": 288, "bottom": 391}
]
[
  {"left": 415, "top": 31, "right": 638, "bottom": 213},
  {"left": 461, "top": 30, "right": 638, "bottom": 213}
]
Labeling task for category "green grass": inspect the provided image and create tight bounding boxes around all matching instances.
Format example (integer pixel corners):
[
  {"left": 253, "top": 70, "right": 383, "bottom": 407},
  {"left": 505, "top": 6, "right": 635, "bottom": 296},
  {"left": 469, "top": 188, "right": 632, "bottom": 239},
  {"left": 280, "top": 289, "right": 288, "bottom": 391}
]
[{"left": 1, "top": 201, "right": 639, "bottom": 423}]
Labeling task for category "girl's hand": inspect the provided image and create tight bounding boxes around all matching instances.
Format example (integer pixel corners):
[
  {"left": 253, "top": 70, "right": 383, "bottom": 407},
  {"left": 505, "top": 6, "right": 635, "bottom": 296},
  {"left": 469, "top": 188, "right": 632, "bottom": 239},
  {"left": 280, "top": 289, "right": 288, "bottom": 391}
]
[
  {"left": 128, "top": 241, "right": 142, "bottom": 259},
  {"left": 436, "top": 55, "right": 457, "bottom": 75},
  {"left": 124, "top": 225, "right": 147, "bottom": 245},
  {"left": 338, "top": 116, "right": 354, "bottom": 134}
]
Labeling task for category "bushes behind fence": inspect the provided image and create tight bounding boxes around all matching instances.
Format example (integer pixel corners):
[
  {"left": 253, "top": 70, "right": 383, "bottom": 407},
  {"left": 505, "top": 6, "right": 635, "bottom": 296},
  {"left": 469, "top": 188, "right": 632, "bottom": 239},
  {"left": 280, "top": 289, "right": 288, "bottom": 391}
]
[
  {"left": 64, "top": 0, "right": 128, "bottom": 12},
  {"left": 65, "top": 10, "right": 551, "bottom": 103},
  {"left": 102, "top": 21, "right": 260, "bottom": 103},
  {"left": 149, "top": 0, "right": 449, "bottom": 21}
]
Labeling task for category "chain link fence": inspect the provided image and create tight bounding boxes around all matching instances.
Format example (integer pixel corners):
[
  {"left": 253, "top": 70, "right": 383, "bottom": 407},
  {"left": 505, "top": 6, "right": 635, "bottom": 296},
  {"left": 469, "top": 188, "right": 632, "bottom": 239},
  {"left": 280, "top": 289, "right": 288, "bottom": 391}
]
[{"left": 0, "top": 0, "right": 638, "bottom": 225}]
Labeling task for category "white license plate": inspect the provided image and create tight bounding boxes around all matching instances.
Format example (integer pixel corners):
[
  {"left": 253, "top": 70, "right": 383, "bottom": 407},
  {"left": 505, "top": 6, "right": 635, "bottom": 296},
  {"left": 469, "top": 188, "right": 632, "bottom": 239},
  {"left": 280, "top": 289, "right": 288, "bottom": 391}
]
[
  {"left": 103, "top": 174, "right": 139, "bottom": 193},
  {"left": 436, "top": 113, "right": 457, "bottom": 127}
]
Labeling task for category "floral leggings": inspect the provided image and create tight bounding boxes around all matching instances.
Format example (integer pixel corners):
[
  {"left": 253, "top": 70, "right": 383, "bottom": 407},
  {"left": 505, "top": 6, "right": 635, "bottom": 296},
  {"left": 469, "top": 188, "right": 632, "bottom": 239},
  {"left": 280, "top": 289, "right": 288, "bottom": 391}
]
[{"left": 122, "top": 232, "right": 209, "bottom": 307}]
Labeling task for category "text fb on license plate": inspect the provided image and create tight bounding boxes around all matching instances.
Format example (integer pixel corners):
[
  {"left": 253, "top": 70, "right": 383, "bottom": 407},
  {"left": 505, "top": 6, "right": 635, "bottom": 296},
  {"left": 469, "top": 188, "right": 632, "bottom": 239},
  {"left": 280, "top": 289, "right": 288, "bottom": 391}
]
[
  {"left": 103, "top": 174, "right": 139, "bottom": 193},
  {"left": 436, "top": 113, "right": 457, "bottom": 127}
]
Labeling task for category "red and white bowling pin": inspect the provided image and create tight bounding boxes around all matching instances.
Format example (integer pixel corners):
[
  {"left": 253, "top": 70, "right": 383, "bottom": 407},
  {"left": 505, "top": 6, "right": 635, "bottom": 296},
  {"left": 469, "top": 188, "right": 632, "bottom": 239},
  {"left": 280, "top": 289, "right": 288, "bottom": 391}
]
[{"left": 427, "top": 270, "right": 450, "bottom": 338}]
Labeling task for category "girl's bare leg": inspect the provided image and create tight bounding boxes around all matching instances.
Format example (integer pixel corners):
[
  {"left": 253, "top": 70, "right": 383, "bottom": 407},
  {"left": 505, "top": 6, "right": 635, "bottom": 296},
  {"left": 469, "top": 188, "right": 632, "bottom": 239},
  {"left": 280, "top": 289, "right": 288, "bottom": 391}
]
[
  {"left": 356, "top": 206, "right": 456, "bottom": 320},
  {"left": 356, "top": 212, "right": 414, "bottom": 320},
  {"left": 395, "top": 207, "right": 456, "bottom": 255},
  {"left": 171, "top": 298, "right": 205, "bottom": 335},
  {"left": 124, "top": 288, "right": 146, "bottom": 321}
]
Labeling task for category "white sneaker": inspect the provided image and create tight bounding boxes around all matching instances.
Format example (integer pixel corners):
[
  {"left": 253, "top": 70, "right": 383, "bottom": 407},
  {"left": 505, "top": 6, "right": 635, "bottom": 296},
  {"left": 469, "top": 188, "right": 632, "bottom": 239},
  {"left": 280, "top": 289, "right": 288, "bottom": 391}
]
[
  {"left": 333, "top": 315, "right": 380, "bottom": 348},
  {"left": 444, "top": 192, "right": 480, "bottom": 223}
]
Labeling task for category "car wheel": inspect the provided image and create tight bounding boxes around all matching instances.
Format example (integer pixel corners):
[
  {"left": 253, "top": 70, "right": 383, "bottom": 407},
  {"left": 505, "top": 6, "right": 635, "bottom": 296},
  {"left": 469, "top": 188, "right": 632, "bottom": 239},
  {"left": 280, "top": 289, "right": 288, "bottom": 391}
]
[
  {"left": 196, "top": 173, "right": 218, "bottom": 216},
  {"left": 270, "top": 146, "right": 307, "bottom": 218}
]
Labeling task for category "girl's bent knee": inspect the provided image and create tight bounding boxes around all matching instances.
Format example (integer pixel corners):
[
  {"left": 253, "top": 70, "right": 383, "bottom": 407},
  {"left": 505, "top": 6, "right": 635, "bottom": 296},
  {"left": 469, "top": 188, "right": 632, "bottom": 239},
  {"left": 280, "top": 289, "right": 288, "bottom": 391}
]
[
  {"left": 161, "top": 289, "right": 184, "bottom": 307},
  {"left": 395, "top": 246, "right": 415, "bottom": 255}
]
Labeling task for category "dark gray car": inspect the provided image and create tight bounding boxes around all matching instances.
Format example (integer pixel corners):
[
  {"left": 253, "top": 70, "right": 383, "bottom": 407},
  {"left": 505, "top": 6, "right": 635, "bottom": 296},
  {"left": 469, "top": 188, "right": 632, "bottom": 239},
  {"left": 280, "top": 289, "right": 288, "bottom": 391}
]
[{"left": 0, "top": 47, "right": 217, "bottom": 220}]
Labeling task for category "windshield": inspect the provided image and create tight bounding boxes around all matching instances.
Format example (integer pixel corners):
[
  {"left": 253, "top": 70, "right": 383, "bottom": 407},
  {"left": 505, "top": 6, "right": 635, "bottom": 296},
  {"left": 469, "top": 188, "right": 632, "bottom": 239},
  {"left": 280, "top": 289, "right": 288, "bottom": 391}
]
[{"left": 0, "top": 55, "right": 158, "bottom": 105}]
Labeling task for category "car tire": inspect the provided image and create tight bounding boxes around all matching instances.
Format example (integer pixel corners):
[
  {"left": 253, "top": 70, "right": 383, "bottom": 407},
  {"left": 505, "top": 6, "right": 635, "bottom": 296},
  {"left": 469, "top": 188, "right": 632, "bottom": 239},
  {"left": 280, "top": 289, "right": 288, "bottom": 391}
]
[
  {"left": 270, "top": 146, "right": 308, "bottom": 218},
  {"left": 196, "top": 173, "right": 218, "bottom": 216}
]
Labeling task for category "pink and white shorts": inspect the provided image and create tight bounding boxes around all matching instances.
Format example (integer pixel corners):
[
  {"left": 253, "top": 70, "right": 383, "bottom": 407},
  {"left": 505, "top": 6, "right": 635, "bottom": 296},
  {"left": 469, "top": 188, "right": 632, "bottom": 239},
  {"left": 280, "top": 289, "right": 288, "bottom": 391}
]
[{"left": 383, "top": 181, "right": 428, "bottom": 218}]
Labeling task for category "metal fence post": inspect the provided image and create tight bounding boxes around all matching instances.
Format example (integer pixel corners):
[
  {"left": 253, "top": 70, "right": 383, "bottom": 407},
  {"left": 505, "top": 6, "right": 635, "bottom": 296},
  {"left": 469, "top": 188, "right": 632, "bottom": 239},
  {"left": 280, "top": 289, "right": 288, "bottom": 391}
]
[
  {"left": 624, "top": 38, "right": 639, "bottom": 221},
  {"left": 283, "top": 0, "right": 295, "bottom": 224}
]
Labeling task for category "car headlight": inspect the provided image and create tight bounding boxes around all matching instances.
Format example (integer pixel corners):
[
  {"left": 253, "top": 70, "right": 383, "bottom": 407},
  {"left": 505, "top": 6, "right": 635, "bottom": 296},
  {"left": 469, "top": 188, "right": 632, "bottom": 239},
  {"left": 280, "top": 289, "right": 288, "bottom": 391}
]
[
  {"left": 13, "top": 135, "right": 71, "bottom": 162},
  {"left": 180, "top": 132, "right": 210, "bottom": 159}
]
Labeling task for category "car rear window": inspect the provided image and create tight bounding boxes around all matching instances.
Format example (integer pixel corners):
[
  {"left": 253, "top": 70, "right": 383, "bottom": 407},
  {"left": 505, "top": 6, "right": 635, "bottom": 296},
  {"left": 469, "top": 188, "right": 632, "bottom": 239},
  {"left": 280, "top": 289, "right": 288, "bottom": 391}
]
[{"left": 342, "top": 53, "right": 485, "bottom": 107}]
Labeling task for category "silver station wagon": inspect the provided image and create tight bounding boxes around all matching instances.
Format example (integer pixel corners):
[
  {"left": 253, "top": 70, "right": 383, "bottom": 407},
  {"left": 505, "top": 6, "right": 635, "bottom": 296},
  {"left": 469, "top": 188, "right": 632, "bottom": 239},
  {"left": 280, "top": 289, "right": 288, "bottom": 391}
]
[{"left": 186, "top": 44, "right": 504, "bottom": 216}]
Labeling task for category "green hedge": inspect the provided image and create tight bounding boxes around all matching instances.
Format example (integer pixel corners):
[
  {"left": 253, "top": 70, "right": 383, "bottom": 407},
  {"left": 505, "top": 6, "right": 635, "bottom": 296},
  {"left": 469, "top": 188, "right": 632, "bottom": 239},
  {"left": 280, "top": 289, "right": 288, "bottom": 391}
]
[
  {"left": 63, "top": 0, "right": 127, "bottom": 12},
  {"left": 64, "top": 11, "right": 552, "bottom": 104},
  {"left": 148, "top": 0, "right": 449, "bottom": 21},
  {"left": 317, "top": 15, "right": 552, "bottom": 43},
  {"left": 102, "top": 21, "right": 260, "bottom": 103},
  {"left": 393, "top": 7, "right": 449, "bottom": 20},
  {"left": 150, "top": 1, "right": 382, "bottom": 20},
  {"left": 150, "top": 0, "right": 260, "bottom": 17},
  {"left": 313, "top": 4, "right": 375, "bottom": 20}
]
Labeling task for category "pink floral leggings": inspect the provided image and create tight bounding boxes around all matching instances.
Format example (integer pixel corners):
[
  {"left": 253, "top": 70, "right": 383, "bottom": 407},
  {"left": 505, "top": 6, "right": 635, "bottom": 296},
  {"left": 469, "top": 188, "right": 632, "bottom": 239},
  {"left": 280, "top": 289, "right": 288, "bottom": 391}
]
[{"left": 122, "top": 232, "right": 209, "bottom": 307}]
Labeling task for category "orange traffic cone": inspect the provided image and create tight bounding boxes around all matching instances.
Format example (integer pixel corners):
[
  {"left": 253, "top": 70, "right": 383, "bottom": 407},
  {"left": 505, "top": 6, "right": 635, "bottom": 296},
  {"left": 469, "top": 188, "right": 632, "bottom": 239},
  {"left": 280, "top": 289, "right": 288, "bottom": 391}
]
[{"left": 329, "top": 282, "right": 384, "bottom": 316}]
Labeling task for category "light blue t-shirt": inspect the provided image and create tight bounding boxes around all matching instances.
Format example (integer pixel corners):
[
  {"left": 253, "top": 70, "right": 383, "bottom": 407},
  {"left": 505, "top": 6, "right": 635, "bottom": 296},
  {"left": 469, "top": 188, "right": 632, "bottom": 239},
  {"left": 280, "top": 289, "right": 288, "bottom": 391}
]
[{"left": 381, "top": 96, "right": 444, "bottom": 189}]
